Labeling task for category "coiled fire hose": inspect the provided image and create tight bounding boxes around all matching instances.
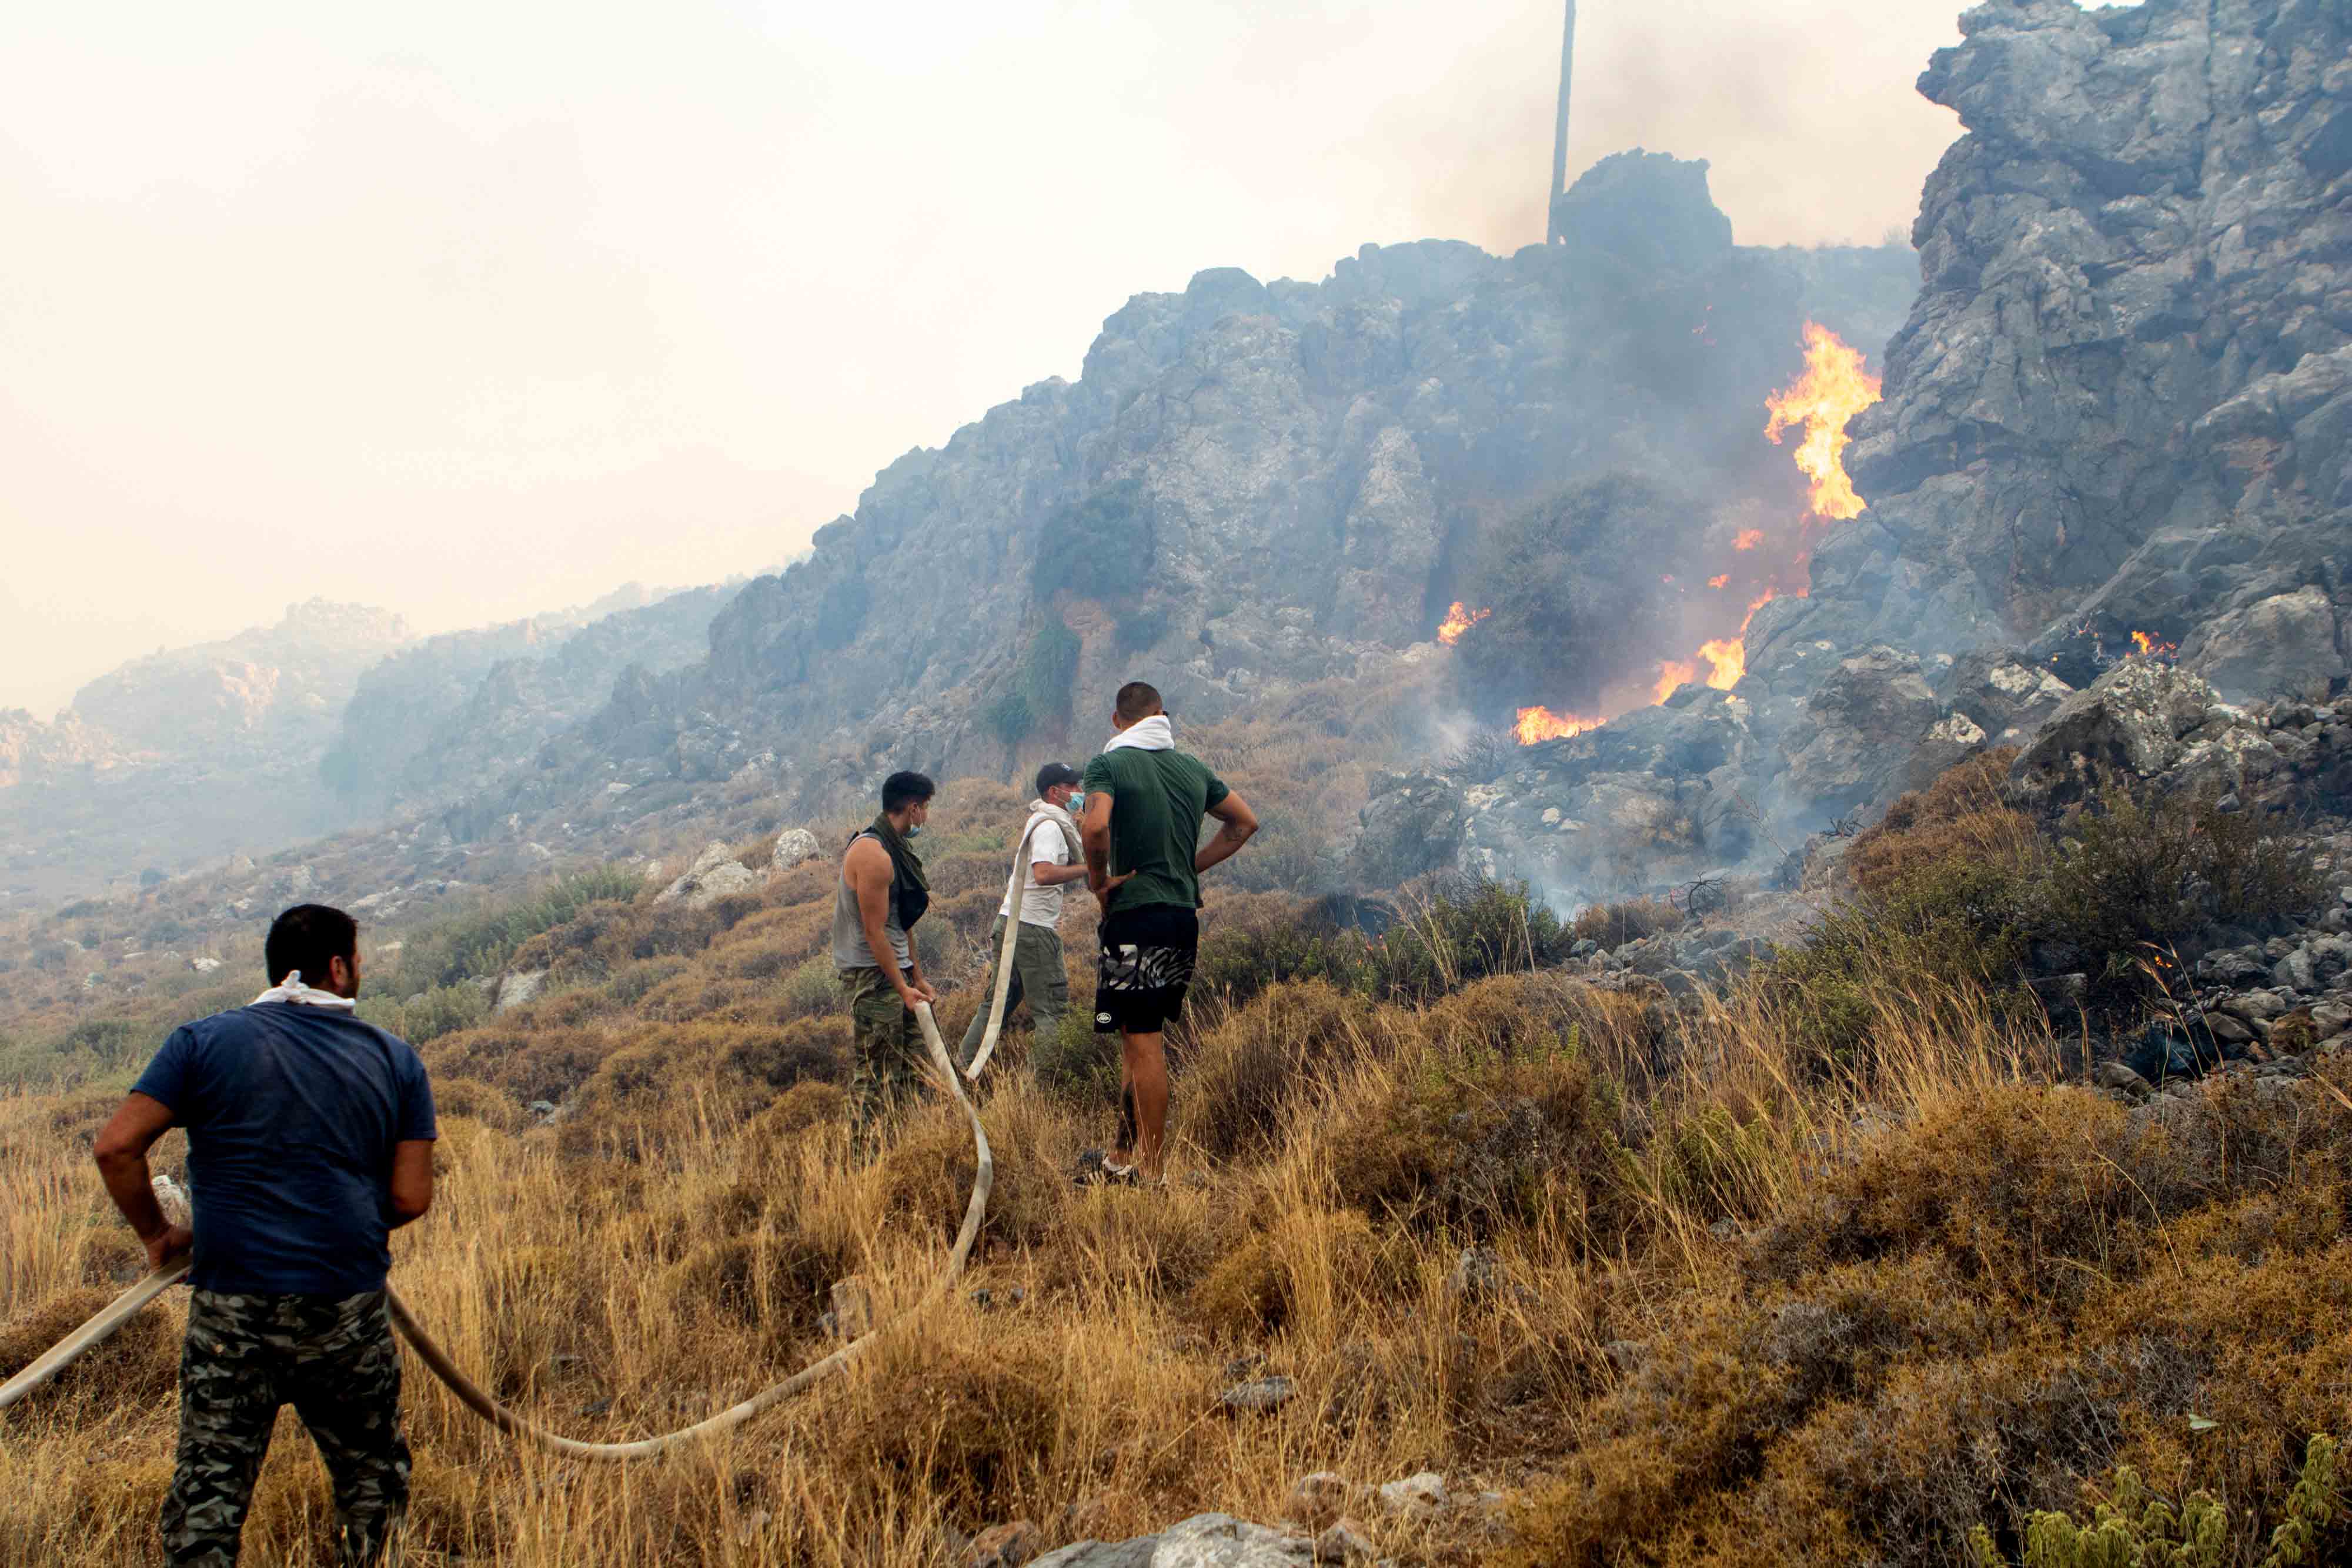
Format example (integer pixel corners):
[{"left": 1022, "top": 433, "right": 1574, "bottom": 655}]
[{"left": 1, "top": 993, "right": 993, "bottom": 1460}]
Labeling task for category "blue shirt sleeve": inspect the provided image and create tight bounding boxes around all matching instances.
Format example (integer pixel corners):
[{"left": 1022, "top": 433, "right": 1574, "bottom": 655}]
[
  {"left": 397, "top": 1050, "right": 438, "bottom": 1143},
  {"left": 130, "top": 1025, "right": 199, "bottom": 1116}
]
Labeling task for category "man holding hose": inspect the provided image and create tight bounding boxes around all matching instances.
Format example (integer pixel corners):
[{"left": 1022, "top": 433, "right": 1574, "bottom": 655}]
[
  {"left": 834, "top": 770, "right": 940, "bottom": 1134},
  {"left": 958, "top": 762, "right": 1088, "bottom": 1071},
  {"left": 92, "top": 902, "right": 436, "bottom": 1568},
  {"left": 1079, "top": 682, "right": 1257, "bottom": 1185}
]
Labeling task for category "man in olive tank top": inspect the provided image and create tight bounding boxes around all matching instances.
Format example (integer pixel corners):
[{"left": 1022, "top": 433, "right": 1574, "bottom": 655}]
[
  {"left": 1078, "top": 682, "right": 1258, "bottom": 1185},
  {"left": 832, "top": 770, "right": 938, "bottom": 1135}
]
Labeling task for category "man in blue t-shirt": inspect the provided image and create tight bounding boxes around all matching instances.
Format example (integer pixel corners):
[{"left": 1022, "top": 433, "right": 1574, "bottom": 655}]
[{"left": 95, "top": 903, "right": 437, "bottom": 1568}]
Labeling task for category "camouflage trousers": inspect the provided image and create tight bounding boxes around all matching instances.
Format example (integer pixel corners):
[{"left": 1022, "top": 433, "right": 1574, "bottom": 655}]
[
  {"left": 838, "top": 964, "right": 925, "bottom": 1135},
  {"left": 163, "top": 1289, "right": 409, "bottom": 1568}
]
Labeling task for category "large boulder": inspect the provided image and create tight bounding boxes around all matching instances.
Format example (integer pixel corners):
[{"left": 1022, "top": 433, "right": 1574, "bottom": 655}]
[
  {"left": 2009, "top": 660, "right": 2281, "bottom": 813},
  {"left": 2189, "top": 586, "right": 2347, "bottom": 704},
  {"left": 654, "top": 841, "right": 759, "bottom": 910}
]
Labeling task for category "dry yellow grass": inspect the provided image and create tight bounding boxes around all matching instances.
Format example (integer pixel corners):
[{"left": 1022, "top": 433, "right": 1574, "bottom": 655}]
[{"left": 7, "top": 754, "right": 2351, "bottom": 1565}]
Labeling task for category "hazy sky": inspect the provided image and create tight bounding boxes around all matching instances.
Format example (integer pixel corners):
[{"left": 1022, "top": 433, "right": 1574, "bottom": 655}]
[{"left": 1, "top": 0, "right": 1983, "bottom": 719}]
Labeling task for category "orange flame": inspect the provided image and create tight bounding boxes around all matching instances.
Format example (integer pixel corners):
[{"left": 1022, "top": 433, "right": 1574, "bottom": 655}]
[
  {"left": 1707, "top": 573, "right": 1730, "bottom": 589},
  {"left": 1733, "top": 529, "right": 1766, "bottom": 551},
  {"left": 1765, "top": 322, "right": 1882, "bottom": 520},
  {"left": 1436, "top": 601, "right": 1491, "bottom": 646},
  {"left": 2130, "top": 630, "right": 2177, "bottom": 660},
  {"left": 1653, "top": 661, "right": 1700, "bottom": 703},
  {"left": 1698, "top": 638, "right": 1745, "bottom": 690},
  {"left": 1514, "top": 705, "right": 1600, "bottom": 744}
]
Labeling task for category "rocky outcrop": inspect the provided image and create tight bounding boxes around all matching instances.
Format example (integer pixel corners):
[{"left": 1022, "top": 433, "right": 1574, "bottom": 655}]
[
  {"left": 1766, "top": 0, "right": 2351, "bottom": 694},
  {"left": 474, "top": 155, "right": 1912, "bottom": 827},
  {"left": 1363, "top": 0, "right": 2352, "bottom": 896},
  {"left": 70, "top": 599, "right": 412, "bottom": 760}
]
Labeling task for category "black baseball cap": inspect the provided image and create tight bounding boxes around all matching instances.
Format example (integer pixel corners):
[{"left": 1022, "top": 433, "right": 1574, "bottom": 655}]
[{"left": 1035, "top": 762, "right": 1082, "bottom": 795}]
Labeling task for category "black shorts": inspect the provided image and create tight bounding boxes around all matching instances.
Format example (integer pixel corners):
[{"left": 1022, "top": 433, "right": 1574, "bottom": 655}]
[{"left": 1094, "top": 904, "right": 1200, "bottom": 1035}]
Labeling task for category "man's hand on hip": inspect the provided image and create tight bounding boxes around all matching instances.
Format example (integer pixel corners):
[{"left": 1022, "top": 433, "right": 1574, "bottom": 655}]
[{"left": 145, "top": 1222, "right": 193, "bottom": 1272}]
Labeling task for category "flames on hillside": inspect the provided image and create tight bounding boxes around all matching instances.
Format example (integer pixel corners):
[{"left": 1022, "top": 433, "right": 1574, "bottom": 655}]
[{"left": 1455, "top": 322, "right": 1883, "bottom": 743}]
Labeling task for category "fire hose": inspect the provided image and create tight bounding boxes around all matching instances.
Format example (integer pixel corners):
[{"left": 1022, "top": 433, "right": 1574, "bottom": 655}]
[{"left": 0, "top": 815, "right": 1065, "bottom": 1455}]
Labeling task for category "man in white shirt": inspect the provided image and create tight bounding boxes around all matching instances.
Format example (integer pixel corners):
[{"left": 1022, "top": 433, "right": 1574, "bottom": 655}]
[{"left": 958, "top": 763, "right": 1089, "bottom": 1069}]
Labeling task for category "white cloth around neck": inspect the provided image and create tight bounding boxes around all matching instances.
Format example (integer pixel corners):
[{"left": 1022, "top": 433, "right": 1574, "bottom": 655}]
[
  {"left": 249, "top": 971, "right": 358, "bottom": 1011},
  {"left": 1102, "top": 713, "right": 1175, "bottom": 753}
]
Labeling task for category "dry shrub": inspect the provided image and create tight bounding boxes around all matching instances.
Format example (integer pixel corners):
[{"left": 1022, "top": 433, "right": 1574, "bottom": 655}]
[
  {"left": 1186, "top": 1207, "right": 1391, "bottom": 1342},
  {"left": 1570, "top": 898, "right": 1684, "bottom": 949},
  {"left": 872, "top": 1095, "right": 1065, "bottom": 1253},
  {"left": 1848, "top": 747, "right": 2027, "bottom": 897},
  {"left": 430, "top": 1074, "right": 527, "bottom": 1132},
  {"left": 666, "top": 1225, "right": 850, "bottom": 1336},
  {"left": 1329, "top": 1026, "right": 1628, "bottom": 1243},
  {"left": 743, "top": 1080, "right": 848, "bottom": 1162},
  {"left": 839, "top": 1342, "right": 1058, "bottom": 1512},
  {"left": 1176, "top": 981, "right": 1381, "bottom": 1161},
  {"left": 0, "top": 1285, "right": 179, "bottom": 1420},
  {"left": 1512, "top": 1069, "right": 2352, "bottom": 1568},
  {"left": 427, "top": 1024, "right": 613, "bottom": 1106}
]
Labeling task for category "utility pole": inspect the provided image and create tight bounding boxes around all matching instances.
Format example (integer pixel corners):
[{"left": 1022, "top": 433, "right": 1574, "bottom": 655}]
[{"left": 1546, "top": 0, "right": 1576, "bottom": 242}]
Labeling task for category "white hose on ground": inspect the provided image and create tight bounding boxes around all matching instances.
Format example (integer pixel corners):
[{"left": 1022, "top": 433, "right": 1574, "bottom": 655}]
[
  {"left": 961, "top": 811, "right": 1061, "bottom": 1084},
  {"left": 1, "top": 1002, "right": 991, "bottom": 1462}
]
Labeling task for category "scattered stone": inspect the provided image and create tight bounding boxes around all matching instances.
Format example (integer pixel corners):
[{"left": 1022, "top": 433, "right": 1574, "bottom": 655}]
[
  {"left": 828, "top": 1276, "right": 874, "bottom": 1341},
  {"left": 770, "top": 828, "right": 821, "bottom": 871},
  {"left": 1217, "top": 1376, "right": 1297, "bottom": 1416},
  {"left": 1150, "top": 1514, "right": 1314, "bottom": 1568},
  {"left": 1283, "top": 1473, "right": 1351, "bottom": 1532},
  {"left": 1377, "top": 1473, "right": 1446, "bottom": 1519},
  {"left": 1222, "top": 1352, "right": 1268, "bottom": 1383},
  {"left": 2313, "top": 1001, "right": 2352, "bottom": 1042},
  {"left": 961, "top": 1520, "right": 1042, "bottom": 1568},
  {"left": 653, "top": 841, "right": 759, "bottom": 910},
  {"left": 2094, "top": 1062, "right": 2153, "bottom": 1096},
  {"left": 189, "top": 956, "right": 222, "bottom": 974},
  {"left": 968, "top": 1286, "right": 1027, "bottom": 1311},
  {"left": 1446, "top": 1247, "right": 1499, "bottom": 1302},
  {"left": 494, "top": 968, "right": 547, "bottom": 1013},
  {"left": 1603, "top": 1339, "right": 1646, "bottom": 1375},
  {"left": 2204, "top": 1012, "right": 2259, "bottom": 1045},
  {"left": 1315, "top": 1520, "right": 1375, "bottom": 1563}
]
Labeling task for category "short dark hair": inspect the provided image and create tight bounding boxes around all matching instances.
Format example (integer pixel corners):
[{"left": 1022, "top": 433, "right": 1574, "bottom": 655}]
[
  {"left": 1035, "top": 762, "right": 1081, "bottom": 795},
  {"left": 1114, "top": 681, "right": 1163, "bottom": 724},
  {"left": 265, "top": 904, "right": 359, "bottom": 987},
  {"left": 881, "top": 770, "right": 936, "bottom": 814}
]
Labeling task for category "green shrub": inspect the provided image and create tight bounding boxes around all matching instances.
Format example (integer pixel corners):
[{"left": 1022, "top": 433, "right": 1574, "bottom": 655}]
[
  {"left": 400, "top": 868, "right": 645, "bottom": 991},
  {"left": 1030, "top": 1007, "right": 1116, "bottom": 1101},
  {"left": 1032, "top": 479, "right": 1152, "bottom": 605},
  {"left": 1372, "top": 877, "right": 1563, "bottom": 1005},
  {"left": 357, "top": 981, "right": 490, "bottom": 1046},
  {"left": 1570, "top": 898, "right": 1684, "bottom": 950}
]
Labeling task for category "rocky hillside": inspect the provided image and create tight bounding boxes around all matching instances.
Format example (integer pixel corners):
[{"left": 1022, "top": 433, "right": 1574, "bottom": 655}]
[
  {"left": 1359, "top": 0, "right": 2352, "bottom": 902},
  {"left": 457, "top": 152, "right": 1913, "bottom": 834},
  {"left": 0, "top": 586, "right": 736, "bottom": 904},
  {"left": 0, "top": 601, "right": 412, "bottom": 905},
  {"left": 321, "top": 582, "right": 739, "bottom": 817}
]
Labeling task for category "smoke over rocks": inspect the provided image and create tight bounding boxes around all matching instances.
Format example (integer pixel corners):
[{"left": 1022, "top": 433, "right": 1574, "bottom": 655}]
[{"left": 1359, "top": 0, "right": 2352, "bottom": 905}]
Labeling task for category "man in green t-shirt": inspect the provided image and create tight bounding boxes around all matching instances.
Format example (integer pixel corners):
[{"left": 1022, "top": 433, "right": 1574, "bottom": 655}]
[{"left": 1077, "top": 681, "right": 1258, "bottom": 1185}]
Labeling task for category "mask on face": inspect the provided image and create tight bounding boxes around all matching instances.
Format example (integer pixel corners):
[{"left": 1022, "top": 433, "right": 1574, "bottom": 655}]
[
  {"left": 1065, "top": 791, "right": 1085, "bottom": 815},
  {"left": 904, "top": 824, "right": 924, "bottom": 840}
]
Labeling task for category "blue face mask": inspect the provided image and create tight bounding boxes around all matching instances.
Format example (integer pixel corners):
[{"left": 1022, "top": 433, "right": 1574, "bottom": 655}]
[
  {"left": 904, "top": 823, "right": 924, "bottom": 840},
  {"left": 1066, "top": 791, "right": 1085, "bottom": 814}
]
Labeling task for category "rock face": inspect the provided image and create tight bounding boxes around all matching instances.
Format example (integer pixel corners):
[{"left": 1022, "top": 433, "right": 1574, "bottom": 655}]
[
  {"left": 0, "top": 601, "right": 412, "bottom": 898},
  {"left": 323, "top": 583, "right": 734, "bottom": 816},
  {"left": 475, "top": 154, "right": 1912, "bottom": 826},
  {"left": 1355, "top": 0, "right": 2351, "bottom": 897},
  {"left": 1773, "top": 0, "right": 2351, "bottom": 693}
]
